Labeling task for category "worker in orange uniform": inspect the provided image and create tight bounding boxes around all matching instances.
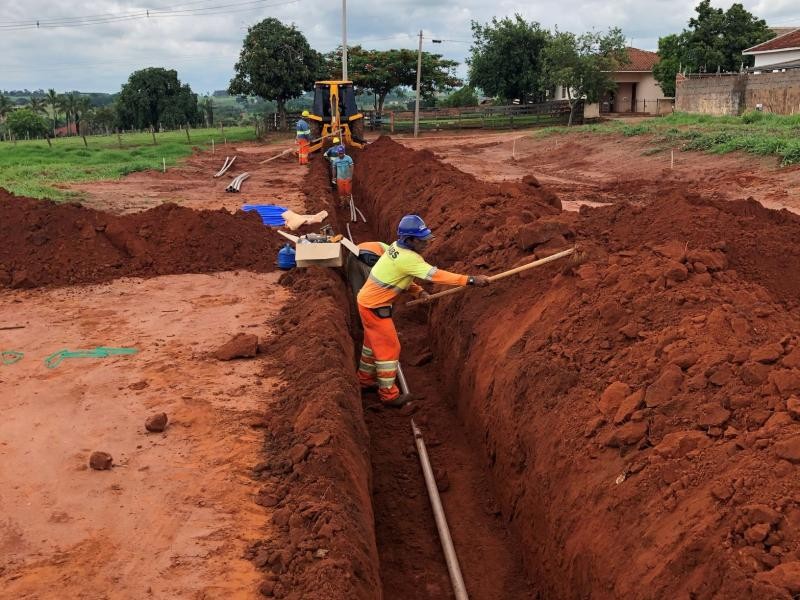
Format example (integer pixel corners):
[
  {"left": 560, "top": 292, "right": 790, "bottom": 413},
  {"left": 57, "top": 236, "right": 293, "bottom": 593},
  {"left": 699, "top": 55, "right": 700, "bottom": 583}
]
[
  {"left": 356, "top": 215, "right": 489, "bottom": 407},
  {"left": 295, "top": 110, "right": 312, "bottom": 165}
]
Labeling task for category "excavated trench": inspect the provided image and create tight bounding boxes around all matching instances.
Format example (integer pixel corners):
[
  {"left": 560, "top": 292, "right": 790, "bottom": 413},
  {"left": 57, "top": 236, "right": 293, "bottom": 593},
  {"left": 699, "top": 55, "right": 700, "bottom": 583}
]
[
  {"left": 308, "top": 156, "right": 535, "bottom": 599},
  {"left": 325, "top": 136, "right": 800, "bottom": 600}
]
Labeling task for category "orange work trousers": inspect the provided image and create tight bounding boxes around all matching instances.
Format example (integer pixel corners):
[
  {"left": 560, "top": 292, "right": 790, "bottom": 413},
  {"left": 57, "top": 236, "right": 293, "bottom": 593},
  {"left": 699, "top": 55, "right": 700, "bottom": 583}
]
[
  {"left": 337, "top": 178, "right": 353, "bottom": 195},
  {"left": 357, "top": 303, "right": 400, "bottom": 402},
  {"left": 297, "top": 139, "right": 310, "bottom": 165}
]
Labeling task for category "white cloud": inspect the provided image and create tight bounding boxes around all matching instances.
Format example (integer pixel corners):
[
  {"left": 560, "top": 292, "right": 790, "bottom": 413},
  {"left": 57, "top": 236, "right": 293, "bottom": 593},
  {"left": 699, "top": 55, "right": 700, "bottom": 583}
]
[{"left": 0, "top": 0, "right": 797, "bottom": 93}]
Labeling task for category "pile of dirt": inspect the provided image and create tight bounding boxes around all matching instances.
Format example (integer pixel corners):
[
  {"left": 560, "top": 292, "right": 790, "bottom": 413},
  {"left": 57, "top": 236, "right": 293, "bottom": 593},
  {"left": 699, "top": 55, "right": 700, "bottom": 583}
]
[
  {"left": 355, "top": 138, "right": 800, "bottom": 599},
  {"left": 354, "top": 136, "right": 562, "bottom": 266},
  {"left": 249, "top": 267, "right": 379, "bottom": 599},
  {"left": 0, "top": 188, "right": 283, "bottom": 288}
]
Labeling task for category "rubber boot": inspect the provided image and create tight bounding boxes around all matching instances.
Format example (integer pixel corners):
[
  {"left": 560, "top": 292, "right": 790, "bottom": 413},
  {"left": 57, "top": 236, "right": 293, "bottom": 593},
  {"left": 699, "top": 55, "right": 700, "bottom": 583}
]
[{"left": 383, "top": 393, "right": 412, "bottom": 408}]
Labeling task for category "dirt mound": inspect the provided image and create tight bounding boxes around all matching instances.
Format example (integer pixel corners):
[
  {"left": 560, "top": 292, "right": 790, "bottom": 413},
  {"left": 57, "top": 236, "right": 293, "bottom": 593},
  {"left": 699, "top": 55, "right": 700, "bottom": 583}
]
[
  {"left": 354, "top": 136, "right": 562, "bottom": 266},
  {"left": 249, "top": 267, "right": 379, "bottom": 599},
  {"left": 355, "top": 138, "right": 800, "bottom": 599},
  {"left": 0, "top": 188, "right": 282, "bottom": 288}
]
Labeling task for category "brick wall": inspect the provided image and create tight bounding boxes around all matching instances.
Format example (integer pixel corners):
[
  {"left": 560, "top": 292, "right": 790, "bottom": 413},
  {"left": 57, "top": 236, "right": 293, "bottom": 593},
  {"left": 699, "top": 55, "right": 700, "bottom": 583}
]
[{"left": 676, "top": 70, "right": 800, "bottom": 115}]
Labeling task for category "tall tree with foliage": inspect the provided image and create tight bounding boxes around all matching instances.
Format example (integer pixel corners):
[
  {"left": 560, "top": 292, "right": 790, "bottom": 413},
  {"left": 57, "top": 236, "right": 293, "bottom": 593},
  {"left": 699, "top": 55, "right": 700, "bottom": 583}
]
[
  {"left": 27, "top": 97, "right": 47, "bottom": 115},
  {"left": 116, "top": 68, "right": 199, "bottom": 130},
  {"left": 326, "top": 46, "right": 459, "bottom": 114},
  {"left": 58, "top": 92, "right": 78, "bottom": 135},
  {"left": 229, "top": 18, "right": 321, "bottom": 128},
  {"left": 0, "top": 94, "right": 12, "bottom": 121},
  {"left": 468, "top": 15, "right": 551, "bottom": 102},
  {"left": 201, "top": 97, "right": 214, "bottom": 126},
  {"left": 46, "top": 88, "right": 59, "bottom": 134},
  {"left": 653, "top": 1, "right": 772, "bottom": 95},
  {"left": 543, "top": 28, "right": 629, "bottom": 126}
]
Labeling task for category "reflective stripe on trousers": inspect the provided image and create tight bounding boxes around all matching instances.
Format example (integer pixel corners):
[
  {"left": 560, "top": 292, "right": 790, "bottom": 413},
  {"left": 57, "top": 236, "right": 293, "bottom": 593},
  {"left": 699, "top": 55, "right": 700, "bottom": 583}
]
[{"left": 357, "top": 303, "right": 400, "bottom": 402}]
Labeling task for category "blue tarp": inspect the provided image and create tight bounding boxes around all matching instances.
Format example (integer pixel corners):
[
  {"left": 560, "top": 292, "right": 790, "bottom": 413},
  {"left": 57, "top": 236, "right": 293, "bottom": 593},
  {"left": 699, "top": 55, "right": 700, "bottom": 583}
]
[{"left": 242, "top": 204, "right": 288, "bottom": 226}]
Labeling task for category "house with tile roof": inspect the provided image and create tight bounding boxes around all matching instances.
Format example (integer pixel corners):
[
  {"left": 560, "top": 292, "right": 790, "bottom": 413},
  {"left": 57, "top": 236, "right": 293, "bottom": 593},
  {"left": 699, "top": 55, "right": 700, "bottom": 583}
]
[
  {"left": 553, "top": 47, "right": 670, "bottom": 116},
  {"left": 743, "top": 28, "right": 800, "bottom": 70}
]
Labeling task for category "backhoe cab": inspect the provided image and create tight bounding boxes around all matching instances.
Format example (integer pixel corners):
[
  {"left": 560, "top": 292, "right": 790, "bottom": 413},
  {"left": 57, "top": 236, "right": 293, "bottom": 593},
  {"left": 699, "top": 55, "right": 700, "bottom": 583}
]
[{"left": 307, "top": 81, "right": 366, "bottom": 152}]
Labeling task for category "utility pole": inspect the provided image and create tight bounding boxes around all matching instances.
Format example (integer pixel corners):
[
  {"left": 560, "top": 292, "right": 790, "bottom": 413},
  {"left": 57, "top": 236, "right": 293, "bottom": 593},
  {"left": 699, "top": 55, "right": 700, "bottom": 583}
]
[
  {"left": 342, "top": 0, "right": 348, "bottom": 80},
  {"left": 414, "top": 29, "right": 423, "bottom": 138}
]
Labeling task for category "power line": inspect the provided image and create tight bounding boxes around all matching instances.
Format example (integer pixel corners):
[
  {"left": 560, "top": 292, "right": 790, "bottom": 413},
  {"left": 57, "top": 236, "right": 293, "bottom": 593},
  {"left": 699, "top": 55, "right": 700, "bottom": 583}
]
[{"left": 0, "top": 0, "right": 300, "bottom": 31}]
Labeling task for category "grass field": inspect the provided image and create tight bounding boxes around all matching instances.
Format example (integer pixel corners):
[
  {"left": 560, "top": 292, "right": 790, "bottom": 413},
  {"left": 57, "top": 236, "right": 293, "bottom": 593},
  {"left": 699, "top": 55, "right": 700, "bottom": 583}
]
[
  {"left": 539, "top": 112, "right": 800, "bottom": 166},
  {"left": 0, "top": 126, "right": 259, "bottom": 200},
  {"left": 391, "top": 113, "right": 571, "bottom": 132}
]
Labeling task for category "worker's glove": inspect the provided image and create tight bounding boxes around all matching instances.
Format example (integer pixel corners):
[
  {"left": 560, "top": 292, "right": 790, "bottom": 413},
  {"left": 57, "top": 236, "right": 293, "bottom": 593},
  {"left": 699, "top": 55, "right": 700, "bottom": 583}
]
[
  {"left": 417, "top": 290, "right": 431, "bottom": 300},
  {"left": 468, "top": 275, "right": 490, "bottom": 287}
]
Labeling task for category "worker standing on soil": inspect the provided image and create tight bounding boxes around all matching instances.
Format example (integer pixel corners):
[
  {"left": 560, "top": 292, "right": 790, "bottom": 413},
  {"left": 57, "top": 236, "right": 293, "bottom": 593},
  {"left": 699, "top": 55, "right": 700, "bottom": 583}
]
[
  {"left": 356, "top": 215, "right": 489, "bottom": 407},
  {"left": 323, "top": 140, "right": 342, "bottom": 183},
  {"left": 295, "top": 111, "right": 312, "bottom": 165},
  {"left": 333, "top": 147, "right": 354, "bottom": 196}
]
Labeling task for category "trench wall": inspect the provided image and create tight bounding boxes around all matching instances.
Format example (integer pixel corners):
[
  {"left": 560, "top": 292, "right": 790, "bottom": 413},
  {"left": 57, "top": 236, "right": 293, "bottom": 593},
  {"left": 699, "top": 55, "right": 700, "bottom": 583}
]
[{"left": 354, "top": 136, "right": 800, "bottom": 600}]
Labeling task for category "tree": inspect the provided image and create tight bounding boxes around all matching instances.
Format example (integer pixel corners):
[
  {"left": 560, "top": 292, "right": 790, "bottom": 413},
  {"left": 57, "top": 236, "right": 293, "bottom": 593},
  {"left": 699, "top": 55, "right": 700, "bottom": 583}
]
[
  {"left": 652, "top": 34, "right": 686, "bottom": 97},
  {"left": 323, "top": 46, "right": 459, "bottom": 115},
  {"left": 0, "top": 94, "right": 13, "bottom": 121},
  {"left": 75, "top": 95, "right": 91, "bottom": 135},
  {"left": 441, "top": 85, "right": 479, "bottom": 107},
  {"left": 115, "top": 68, "right": 199, "bottom": 130},
  {"left": 468, "top": 15, "right": 551, "bottom": 102},
  {"left": 201, "top": 96, "right": 214, "bottom": 126},
  {"left": 28, "top": 97, "right": 47, "bottom": 115},
  {"left": 6, "top": 109, "right": 49, "bottom": 138},
  {"left": 653, "top": 1, "right": 772, "bottom": 94},
  {"left": 59, "top": 92, "right": 78, "bottom": 135},
  {"left": 543, "top": 28, "right": 629, "bottom": 126},
  {"left": 46, "top": 88, "right": 59, "bottom": 134},
  {"left": 229, "top": 18, "right": 321, "bottom": 128}
]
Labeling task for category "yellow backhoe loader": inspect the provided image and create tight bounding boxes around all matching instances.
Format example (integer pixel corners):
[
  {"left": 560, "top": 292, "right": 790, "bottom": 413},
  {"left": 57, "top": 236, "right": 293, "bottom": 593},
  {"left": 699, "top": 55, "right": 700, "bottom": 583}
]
[{"left": 306, "top": 81, "right": 366, "bottom": 152}]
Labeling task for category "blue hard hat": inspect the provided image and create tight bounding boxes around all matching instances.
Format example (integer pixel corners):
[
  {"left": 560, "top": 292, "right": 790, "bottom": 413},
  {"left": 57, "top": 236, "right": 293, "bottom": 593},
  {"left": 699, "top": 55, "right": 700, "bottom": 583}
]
[
  {"left": 336, "top": 145, "right": 346, "bottom": 154},
  {"left": 397, "top": 214, "right": 433, "bottom": 240}
]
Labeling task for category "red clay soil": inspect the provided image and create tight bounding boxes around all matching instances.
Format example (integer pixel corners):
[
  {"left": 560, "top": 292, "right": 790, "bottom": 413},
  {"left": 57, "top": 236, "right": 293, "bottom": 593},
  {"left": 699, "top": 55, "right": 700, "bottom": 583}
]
[
  {"left": 0, "top": 188, "right": 282, "bottom": 289},
  {"left": 307, "top": 153, "right": 536, "bottom": 599},
  {"left": 248, "top": 266, "right": 380, "bottom": 599},
  {"left": 354, "top": 137, "right": 800, "bottom": 599}
]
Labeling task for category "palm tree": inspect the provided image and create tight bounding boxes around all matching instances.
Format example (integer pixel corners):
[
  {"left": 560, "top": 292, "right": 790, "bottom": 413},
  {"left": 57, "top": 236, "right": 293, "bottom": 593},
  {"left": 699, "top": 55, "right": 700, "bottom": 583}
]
[
  {"left": 59, "top": 92, "right": 78, "bottom": 135},
  {"left": 75, "top": 95, "right": 91, "bottom": 135},
  {"left": 0, "top": 94, "right": 12, "bottom": 122},
  {"left": 46, "top": 88, "right": 59, "bottom": 134},
  {"left": 28, "top": 97, "right": 47, "bottom": 115}
]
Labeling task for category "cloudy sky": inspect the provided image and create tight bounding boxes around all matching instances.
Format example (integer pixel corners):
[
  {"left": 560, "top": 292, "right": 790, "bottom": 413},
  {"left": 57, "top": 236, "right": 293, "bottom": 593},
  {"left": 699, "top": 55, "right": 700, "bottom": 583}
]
[{"left": 0, "top": 0, "right": 798, "bottom": 94}]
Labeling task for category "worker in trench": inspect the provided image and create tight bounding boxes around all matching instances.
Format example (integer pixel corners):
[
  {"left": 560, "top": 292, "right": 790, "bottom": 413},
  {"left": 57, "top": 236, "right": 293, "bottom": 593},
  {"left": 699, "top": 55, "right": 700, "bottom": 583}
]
[
  {"left": 295, "top": 110, "right": 312, "bottom": 165},
  {"left": 323, "top": 139, "right": 343, "bottom": 184},
  {"left": 332, "top": 146, "right": 354, "bottom": 197},
  {"left": 356, "top": 215, "right": 490, "bottom": 407}
]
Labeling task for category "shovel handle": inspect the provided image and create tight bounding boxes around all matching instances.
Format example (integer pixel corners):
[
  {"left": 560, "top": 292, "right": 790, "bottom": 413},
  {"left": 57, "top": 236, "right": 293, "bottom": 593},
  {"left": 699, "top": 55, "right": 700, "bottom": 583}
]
[{"left": 407, "top": 247, "right": 575, "bottom": 307}]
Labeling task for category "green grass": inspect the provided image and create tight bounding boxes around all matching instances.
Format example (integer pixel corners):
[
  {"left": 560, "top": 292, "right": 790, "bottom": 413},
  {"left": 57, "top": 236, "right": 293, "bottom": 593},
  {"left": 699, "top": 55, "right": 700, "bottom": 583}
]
[
  {"left": 390, "top": 113, "right": 571, "bottom": 132},
  {"left": 0, "top": 126, "right": 257, "bottom": 200},
  {"left": 535, "top": 112, "right": 800, "bottom": 166}
]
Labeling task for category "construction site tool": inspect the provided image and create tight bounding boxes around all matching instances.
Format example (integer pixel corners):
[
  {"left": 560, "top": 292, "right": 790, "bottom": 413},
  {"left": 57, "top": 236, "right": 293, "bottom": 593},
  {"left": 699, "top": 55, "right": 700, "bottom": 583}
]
[
  {"left": 1, "top": 350, "right": 24, "bottom": 365},
  {"left": 258, "top": 131, "right": 341, "bottom": 165},
  {"left": 407, "top": 247, "right": 576, "bottom": 307},
  {"left": 411, "top": 419, "right": 470, "bottom": 600},
  {"left": 44, "top": 346, "right": 139, "bottom": 369}
]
